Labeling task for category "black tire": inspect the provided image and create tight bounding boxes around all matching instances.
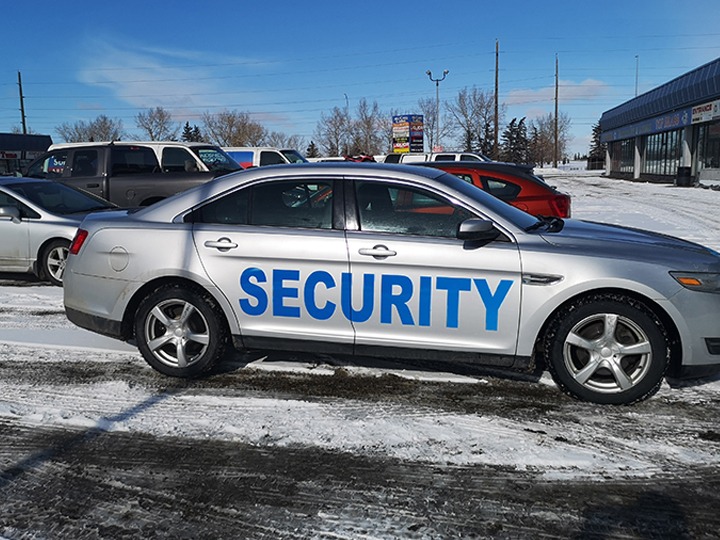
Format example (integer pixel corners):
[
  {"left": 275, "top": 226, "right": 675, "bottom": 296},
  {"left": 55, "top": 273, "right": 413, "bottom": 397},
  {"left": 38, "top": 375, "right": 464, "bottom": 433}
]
[
  {"left": 41, "top": 239, "right": 70, "bottom": 287},
  {"left": 134, "top": 284, "right": 229, "bottom": 378},
  {"left": 542, "top": 294, "right": 669, "bottom": 405}
]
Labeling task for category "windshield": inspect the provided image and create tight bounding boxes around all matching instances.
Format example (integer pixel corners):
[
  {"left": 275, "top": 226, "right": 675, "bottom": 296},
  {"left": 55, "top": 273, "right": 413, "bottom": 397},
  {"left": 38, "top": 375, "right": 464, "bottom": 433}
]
[
  {"left": 281, "top": 149, "right": 309, "bottom": 163},
  {"left": 192, "top": 147, "right": 243, "bottom": 173},
  {"left": 6, "top": 181, "right": 114, "bottom": 215}
]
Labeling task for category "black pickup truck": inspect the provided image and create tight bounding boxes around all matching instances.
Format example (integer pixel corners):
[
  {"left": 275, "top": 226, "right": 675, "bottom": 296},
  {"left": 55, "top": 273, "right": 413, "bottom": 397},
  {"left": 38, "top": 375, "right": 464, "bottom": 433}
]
[{"left": 23, "top": 141, "right": 242, "bottom": 207}]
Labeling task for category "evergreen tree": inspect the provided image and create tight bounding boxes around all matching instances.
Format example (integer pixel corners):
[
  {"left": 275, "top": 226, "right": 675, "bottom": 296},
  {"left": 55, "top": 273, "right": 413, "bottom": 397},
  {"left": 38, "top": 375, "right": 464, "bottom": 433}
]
[
  {"left": 588, "top": 121, "right": 606, "bottom": 169},
  {"left": 181, "top": 122, "right": 203, "bottom": 142},
  {"left": 306, "top": 141, "right": 320, "bottom": 158}
]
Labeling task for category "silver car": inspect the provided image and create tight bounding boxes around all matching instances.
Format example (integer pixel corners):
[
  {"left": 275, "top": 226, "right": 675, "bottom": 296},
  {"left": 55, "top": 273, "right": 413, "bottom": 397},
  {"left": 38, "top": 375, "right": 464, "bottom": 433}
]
[
  {"left": 63, "top": 163, "right": 720, "bottom": 404},
  {"left": 0, "top": 177, "right": 114, "bottom": 285}
]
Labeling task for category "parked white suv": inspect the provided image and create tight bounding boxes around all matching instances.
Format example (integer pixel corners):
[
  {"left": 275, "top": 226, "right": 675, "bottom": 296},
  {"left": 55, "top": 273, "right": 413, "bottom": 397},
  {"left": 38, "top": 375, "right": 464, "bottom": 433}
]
[
  {"left": 383, "top": 152, "right": 491, "bottom": 164},
  {"left": 223, "top": 147, "right": 308, "bottom": 168}
]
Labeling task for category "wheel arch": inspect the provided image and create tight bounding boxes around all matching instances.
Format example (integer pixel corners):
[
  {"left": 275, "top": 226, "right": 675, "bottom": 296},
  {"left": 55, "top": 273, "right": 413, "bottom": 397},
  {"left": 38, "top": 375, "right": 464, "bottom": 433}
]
[
  {"left": 34, "top": 236, "right": 71, "bottom": 279},
  {"left": 531, "top": 287, "right": 683, "bottom": 376},
  {"left": 120, "top": 275, "right": 235, "bottom": 342}
]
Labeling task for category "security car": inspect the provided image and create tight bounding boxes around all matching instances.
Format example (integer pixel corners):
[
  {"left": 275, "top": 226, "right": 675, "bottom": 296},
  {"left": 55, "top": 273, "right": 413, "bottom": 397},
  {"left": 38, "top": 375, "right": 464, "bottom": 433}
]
[{"left": 63, "top": 163, "right": 720, "bottom": 404}]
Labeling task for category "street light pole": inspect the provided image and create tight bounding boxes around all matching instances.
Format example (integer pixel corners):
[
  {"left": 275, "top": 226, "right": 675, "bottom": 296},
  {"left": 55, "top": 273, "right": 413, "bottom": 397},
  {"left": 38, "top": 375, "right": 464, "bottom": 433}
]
[{"left": 426, "top": 69, "right": 449, "bottom": 151}]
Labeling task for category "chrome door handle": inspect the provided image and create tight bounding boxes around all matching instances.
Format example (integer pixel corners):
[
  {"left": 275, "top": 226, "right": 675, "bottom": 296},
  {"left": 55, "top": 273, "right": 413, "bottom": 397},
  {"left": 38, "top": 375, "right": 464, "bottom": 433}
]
[
  {"left": 204, "top": 238, "right": 238, "bottom": 252},
  {"left": 358, "top": 245, "right": 397, "bottom": 259}
]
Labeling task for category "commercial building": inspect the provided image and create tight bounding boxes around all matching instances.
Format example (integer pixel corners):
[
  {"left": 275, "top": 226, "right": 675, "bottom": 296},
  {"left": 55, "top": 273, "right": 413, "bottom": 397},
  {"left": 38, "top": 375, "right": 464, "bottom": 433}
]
[
  {"left": 600, "top": 57, "right": 720, "bottom": 183},
  {"left": 0, "top": 133, "right": 52, "bottom": 175}
]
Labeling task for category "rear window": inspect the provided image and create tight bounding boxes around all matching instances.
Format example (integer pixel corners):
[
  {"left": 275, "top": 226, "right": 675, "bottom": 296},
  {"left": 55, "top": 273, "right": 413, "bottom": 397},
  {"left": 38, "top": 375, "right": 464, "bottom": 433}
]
[{"left": 111, "top": 146, "right": 159, "bottom": 176}]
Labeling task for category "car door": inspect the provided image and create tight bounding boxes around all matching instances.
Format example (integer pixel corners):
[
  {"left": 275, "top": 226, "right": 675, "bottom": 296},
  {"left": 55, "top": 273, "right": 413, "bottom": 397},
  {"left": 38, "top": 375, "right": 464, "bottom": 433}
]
[
  {"left": 192, "top": 177, "right": 354, "bottom": 349},
  {"left": 344, "top": 178, "right": 522, "bottom": 357},
  {"left": 64, "top": 148, "right": 106, "bottom": 199},
  {"left": 0, "top": 189, "right": 31, "bottom": 271}
]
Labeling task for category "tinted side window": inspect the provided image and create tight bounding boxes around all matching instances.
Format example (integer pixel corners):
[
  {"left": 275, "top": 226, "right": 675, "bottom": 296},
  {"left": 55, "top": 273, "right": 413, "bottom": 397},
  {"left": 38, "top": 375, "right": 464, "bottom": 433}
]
[
  {"left": 355, "top": 181, "right": 475, "bottom": 238},
  {"left": 259, "top": 151, "right": 287, "bottom": 166},
  {"left": 190, "top": 189, "right": 249, "bottom": 225},
  {"left": 162, "top": 147, "right": 197, "bottom": 173},
  {"left": 0, "top": 191, "right": 39, "bottom": 218},
  {"left": 111, "top": 146, "right": 159, "bottom": 176},
  {"left": 434, "top": 154, "right": 456, "bottom": 161},
  {"left": 460, "top": 154, "right": 482, "bottom": 161},
  {"left": 251, "top": 180, "right": 333, "bottom": 229},
  {"left": 71, "top": 150, "right": 98, "bottom": 177},
  {"left": 480, "top": 176, "right": 521, "bottom": 201},
  {"left": 26, "top": 151, "right": 68, "bottom": 179},
  {"left": 383, "top": 154, "right": 401, "bottom": 163}
]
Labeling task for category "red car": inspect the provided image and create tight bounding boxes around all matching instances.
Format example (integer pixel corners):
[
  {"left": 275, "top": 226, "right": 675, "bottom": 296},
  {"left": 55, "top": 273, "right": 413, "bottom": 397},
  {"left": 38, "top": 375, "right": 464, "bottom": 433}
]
[{"left": 417, "top": 161, "right": 571, "bottom": 218}]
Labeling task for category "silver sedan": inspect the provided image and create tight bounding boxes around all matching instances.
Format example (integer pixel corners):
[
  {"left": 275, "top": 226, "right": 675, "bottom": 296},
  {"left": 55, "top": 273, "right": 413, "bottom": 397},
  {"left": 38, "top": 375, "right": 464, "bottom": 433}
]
[
  {"left": 0, "top": 177, "right": 114, "bottom": 285},
  {"left": 63, "top": 163, "right": 720, "bottom": 404}
]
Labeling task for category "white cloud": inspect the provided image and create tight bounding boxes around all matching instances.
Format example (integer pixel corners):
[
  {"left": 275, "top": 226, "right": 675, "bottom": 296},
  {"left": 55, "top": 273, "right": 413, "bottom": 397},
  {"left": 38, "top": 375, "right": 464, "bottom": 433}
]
[
  {"left": 505, "top": 79, "right": 609, "bottom": 107},
  {"left": 76, "top": 39, "right": 260, "bottom": 116}
]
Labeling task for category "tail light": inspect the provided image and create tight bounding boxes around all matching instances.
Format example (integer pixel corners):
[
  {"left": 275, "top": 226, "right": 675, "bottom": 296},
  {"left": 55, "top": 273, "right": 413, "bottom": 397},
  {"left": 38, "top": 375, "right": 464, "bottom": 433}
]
[
  {"left": 549, "top": 195, "right": 571, "bottom": 218},
  {"left": 69, "top": 229, "right": 89, "bottom": 255}
]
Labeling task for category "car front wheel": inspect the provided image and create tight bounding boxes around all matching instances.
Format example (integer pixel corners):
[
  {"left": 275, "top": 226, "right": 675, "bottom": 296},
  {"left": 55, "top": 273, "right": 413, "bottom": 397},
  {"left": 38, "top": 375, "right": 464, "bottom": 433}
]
[
  {"left": 134, "top": 284, "right": 229, "bottom": 377},
  {"left": 543, "top": 294, "right": 669, "bottom": 404},
  {"left": 41, "top": 239, "right": 70, "bottom": 286}
]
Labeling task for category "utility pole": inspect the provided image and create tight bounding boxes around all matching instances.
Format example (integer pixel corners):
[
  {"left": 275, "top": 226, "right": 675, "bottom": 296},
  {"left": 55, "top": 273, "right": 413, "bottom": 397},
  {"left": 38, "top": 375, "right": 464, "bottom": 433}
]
[
  {"left": 17, "top": 71, "right": 27, "bottom": 135},
  {"left": 554, "top": 55, "right": 559, "bottom": 168},
  {"left": 494, "top": 40, "right": 499, "bottom": 161}
]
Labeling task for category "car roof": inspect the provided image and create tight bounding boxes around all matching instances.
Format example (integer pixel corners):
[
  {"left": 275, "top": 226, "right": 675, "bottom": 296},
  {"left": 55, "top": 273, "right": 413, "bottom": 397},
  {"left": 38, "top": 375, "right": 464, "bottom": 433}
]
[
  {"left": 48, "top": 141, "right": 218, "bottom": 150},
  {"left": 416, "top": 161, "right": 536, "bottom": 176},
  {"left": 0, "top": 176, "right": 53, "bottom": 187}
]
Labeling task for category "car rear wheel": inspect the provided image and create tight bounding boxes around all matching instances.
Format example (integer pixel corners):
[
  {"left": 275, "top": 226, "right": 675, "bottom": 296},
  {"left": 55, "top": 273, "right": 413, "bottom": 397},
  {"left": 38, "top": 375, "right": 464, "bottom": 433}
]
[
  {"left": 134, "top": 284, "right": 229, "bottom": 377},
  {"left": 41, "top": 239, "right": 70, "bottom": 286},
  {"left": 543, "top": 294, "right": 669, "bottom": 404}
]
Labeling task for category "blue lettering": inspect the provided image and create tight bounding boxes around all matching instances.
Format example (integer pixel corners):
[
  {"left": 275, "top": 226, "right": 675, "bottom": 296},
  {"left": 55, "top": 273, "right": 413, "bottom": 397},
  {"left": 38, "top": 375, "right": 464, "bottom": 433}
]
[
  {"left": 304, "top": 270, "right": 336, "bottom": 320},
  {"left": 418, "top": 276, "right": 432, "bottom": 327},
  {"left": 436, "top": 277, "right": 472, "bottom": 328},
  {"left": 341, "top": 273, "right": 374, "bottom": 323},
  {"left": 381, "top": 274, "right": 415, "bottom": 325},
  {"left": 239, "top": 268, "right": 268, "bottom": 316},
  {"left": 473, "top": 279, "right": 513, "bottom": 331},
  {"left": 273, "top": 269, "right": 300, "bottom": 318},
  {"left": 239, "top": 267, "right": 514, "bottom": 332}
]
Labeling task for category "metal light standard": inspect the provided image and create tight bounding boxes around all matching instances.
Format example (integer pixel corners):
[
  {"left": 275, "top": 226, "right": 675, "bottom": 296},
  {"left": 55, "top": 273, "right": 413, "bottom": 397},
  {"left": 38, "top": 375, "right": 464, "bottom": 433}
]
[{"left": 426, "top": 69, "right": 449, "bottom": 151}]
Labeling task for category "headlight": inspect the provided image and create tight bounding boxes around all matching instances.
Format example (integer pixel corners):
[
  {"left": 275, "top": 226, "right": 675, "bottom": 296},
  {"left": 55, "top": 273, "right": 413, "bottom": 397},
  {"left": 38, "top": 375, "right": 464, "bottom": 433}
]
[{"left": 670, "top": 272, "right": 720, "bottom": 293}]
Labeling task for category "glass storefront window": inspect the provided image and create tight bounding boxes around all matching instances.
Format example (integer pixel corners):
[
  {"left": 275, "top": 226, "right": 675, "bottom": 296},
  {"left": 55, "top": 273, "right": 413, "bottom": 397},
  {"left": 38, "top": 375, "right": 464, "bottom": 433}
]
[
  {"left": 697, "top": 120, "right": 720, "bottom": 170},
  {"left": 609, "top": 139, "right": 634, "bottom": 173},
  {"left": 642, "top": 129, "right": 682, "bottom": 176}
]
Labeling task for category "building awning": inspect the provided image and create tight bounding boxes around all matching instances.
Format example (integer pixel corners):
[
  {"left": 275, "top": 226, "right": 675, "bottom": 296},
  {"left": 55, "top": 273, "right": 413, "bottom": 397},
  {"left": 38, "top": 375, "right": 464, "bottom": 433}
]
[
  {"left": 600, "top": 57, "right": 720, "bottom": 132},
  {"left": 0, "top": 133, "right": 53, "bottom": 153}
]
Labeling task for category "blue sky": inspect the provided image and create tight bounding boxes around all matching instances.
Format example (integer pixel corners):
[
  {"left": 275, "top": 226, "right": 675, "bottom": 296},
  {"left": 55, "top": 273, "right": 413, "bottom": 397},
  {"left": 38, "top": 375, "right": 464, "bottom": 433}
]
[{"left": 2, "top": 0, "right": 720, "bottom": 156}]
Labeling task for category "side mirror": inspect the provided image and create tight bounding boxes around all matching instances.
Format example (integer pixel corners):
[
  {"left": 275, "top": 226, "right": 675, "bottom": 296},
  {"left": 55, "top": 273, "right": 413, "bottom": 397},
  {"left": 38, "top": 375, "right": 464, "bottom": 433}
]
[
  {"left": 457, "top": 218, "right": 500, "bottom": 242},
  {"left": 0, "top": 206, "right": 21, "bottom": 224}
]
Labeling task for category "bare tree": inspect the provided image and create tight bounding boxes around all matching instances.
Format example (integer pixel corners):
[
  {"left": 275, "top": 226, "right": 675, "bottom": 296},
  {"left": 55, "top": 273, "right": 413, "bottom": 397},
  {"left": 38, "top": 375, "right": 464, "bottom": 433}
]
[
  {"left": 445, "top": 87, "right": 502, "bottom": 155},
  {"left": 529, "top": 112, "right": 572, "bottom": 166},
  {"left": 55, "top": 115, "right": 126, "bottom": 143},
  {"left": 135, "top": 107, "right": 179, "bottom": 141},
  {"left": 201, "top": 110, "right": 267, "bottom": 147},
  {"left": 313, "top": 107, "right": 350, "bottom": 157},
  {"left": 266, "top": 131, "right": 306, "bottom": 150},
  {"left": 378, "top": 108, "right": 400, "bottom": 155},
  {"left": 348, "top": 99, "right": 383, "bottom": 155}
]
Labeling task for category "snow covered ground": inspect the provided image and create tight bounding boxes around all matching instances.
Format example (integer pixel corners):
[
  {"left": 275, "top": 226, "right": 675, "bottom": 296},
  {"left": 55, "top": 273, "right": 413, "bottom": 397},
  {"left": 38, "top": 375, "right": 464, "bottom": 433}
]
[{"left": 1, "top": 171, "right": 720, "bottom": 481}]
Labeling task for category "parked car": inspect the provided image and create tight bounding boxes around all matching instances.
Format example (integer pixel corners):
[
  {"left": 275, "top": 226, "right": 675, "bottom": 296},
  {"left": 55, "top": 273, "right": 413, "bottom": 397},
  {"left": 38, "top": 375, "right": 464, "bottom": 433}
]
[
  {"left": 382, "top": 151, "right": 491, "bottom": 164},
  {"left": 416, "top": 161, "right": 571, "bottom": 218},
  {"left": 0, "top": 177, "right": 115, "bottom": 285},
  {"left": 24, "top": 142, "right": 242, "bottom": 207},
  {"left": 223, "top": 147, "right": 308, "bottom": 168},
  {"left": 63, "top": 162, "right": 720, "bottom": 405}
]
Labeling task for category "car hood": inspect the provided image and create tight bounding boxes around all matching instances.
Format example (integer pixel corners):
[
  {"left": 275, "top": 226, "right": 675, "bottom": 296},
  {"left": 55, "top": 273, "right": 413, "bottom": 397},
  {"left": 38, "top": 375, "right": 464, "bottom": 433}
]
[{"left": 539, "top": 219, "right": 719, "bottom": 266}]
